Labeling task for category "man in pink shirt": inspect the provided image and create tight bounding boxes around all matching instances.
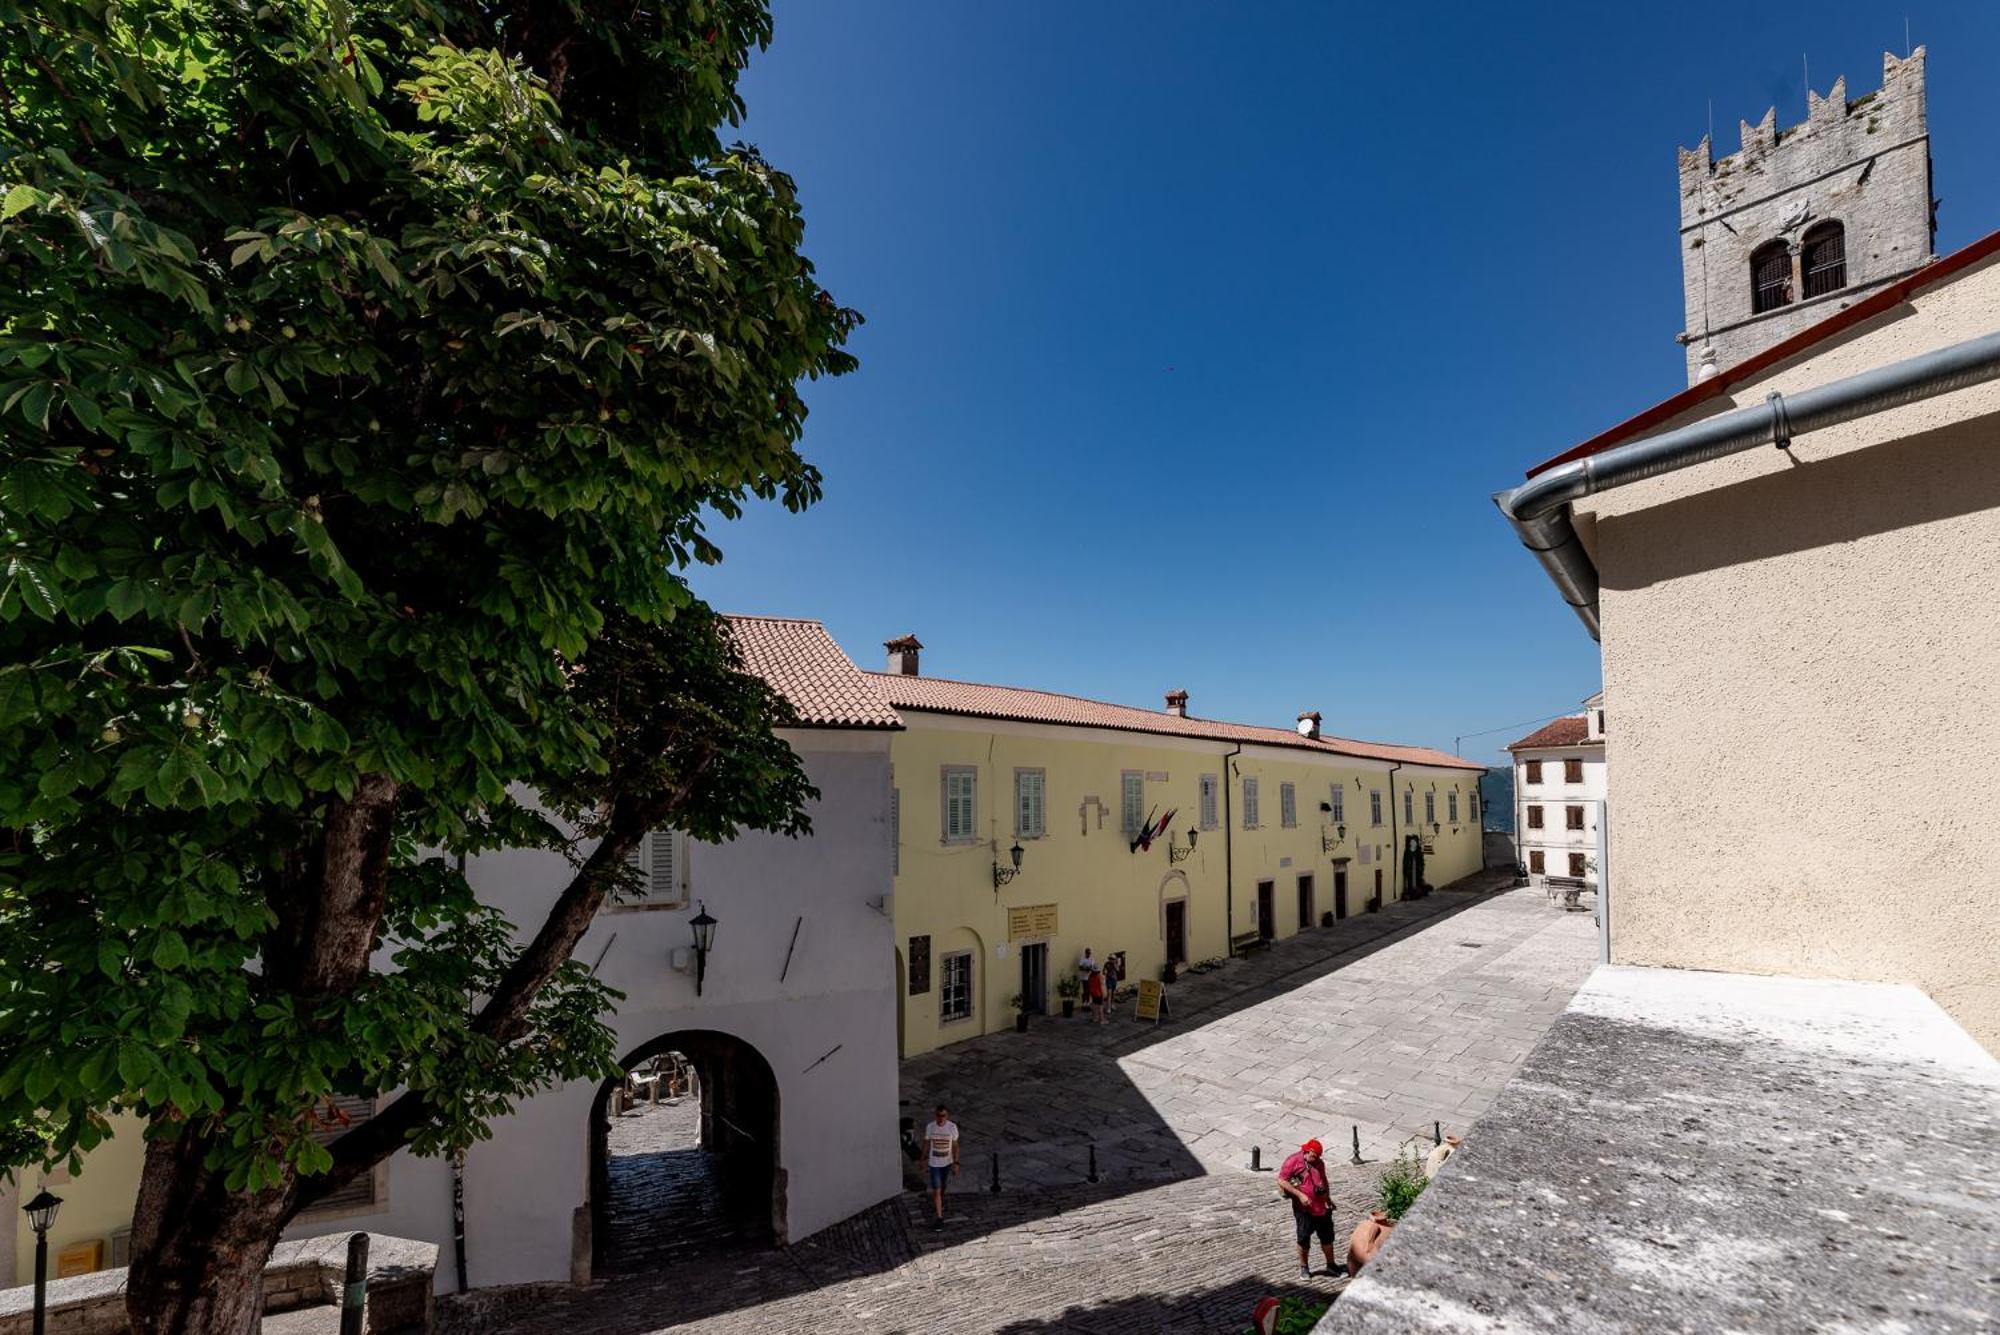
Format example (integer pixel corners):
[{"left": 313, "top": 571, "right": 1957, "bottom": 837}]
[{"left": 1277, "top": 1138, "right": 1338, "bottom": 1279}]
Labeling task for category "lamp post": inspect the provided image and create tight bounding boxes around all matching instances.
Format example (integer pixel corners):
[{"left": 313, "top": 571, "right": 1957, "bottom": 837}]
[
  {"left": 1168, "top": 828, "right": 1198, "bottom": 864},
  {"left": 24, "top": 1189, "right": 61, "bottom": 1335},
  {"left": 991, "top": 841, "right": 1024, "bottom": 891},
  {"left": 688, "top": 902, "right": 717, "bottom": 996}
]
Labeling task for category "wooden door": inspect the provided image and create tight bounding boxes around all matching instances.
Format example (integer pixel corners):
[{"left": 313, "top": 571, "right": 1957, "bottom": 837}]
[
  {"left": 1019, "top": 943, "right": 1047, "bottom": 1014},
  {"left": 1165, "top": 901, "right": 1187, "bottom": 966},
  {"left": 1334, "top": 869, "right": 1348, "bottom": 919},
  {"left": 1257, "top": 881, "right": 1275, "bottom": 941},
  {"left": 1297, "top": 875, "right": 1314, "bottom": 930}
]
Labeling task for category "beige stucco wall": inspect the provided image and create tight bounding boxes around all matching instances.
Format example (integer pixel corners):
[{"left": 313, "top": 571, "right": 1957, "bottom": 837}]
[{"left": 1575, "top": 251, "right": 2000, "bottom": 1054}]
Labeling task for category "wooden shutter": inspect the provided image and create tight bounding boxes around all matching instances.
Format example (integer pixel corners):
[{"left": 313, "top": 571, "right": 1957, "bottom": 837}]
[
  {"left": 1200, "top": 775, "right": 1218, "bottom": 830},
  {"left": 1330, "top": 785, "right": 1343, "bottom": 825},
  {"left": 1569, "top": 853, "right": 1587, "bottom": 878},
  {"left": 1242, "top": 777, "right": 1258, "bottom": 828},
  {"left": 1527, "top": 805, "right": 1543, "bottom": 829},
  {"left": 1016, "top": 771, "right": 1044, "bottom": 838},
  {"left": 945, "top": 769, "right": 976, "bottom": 840},
  {"left": 302, "top": 1096, "right": 379, "bottom": 1214},
  {"left": 1529, "top": 851, "right": 1545, "bottom": 874},
  {"left": 625, "top": 829, "right": 685, "bottom": 907}
]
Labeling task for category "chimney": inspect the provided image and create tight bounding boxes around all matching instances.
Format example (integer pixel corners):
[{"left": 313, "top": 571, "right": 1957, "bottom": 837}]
[
  {"left": 884, "top": 634, "right": 922, "bottom": 676},
  {"left": 1164, "top": 689, "right": 1189, "bottom": 718},
  {"left": 1296, "top": 711, "right": 1322, "bottom": 740}
]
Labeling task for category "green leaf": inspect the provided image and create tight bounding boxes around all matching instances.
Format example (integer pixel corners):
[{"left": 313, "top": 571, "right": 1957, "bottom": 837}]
[
  {"left": 152, "top": 931, "right": 189, "bottom": 970},
  {"left": 1, "top": 184, "right": 42, "bottom": 219}
]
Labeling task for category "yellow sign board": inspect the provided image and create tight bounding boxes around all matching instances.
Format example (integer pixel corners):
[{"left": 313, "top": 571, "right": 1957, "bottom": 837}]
[
  {"left": 1134, "top": 978, "right": 1165, "bottom": 1022},
  {"left": 1006, "top": 903, "right": 1059, "bottom": 941},
  {"left": 56, "top": 1239, "right": 102, "bottom": 1277}
]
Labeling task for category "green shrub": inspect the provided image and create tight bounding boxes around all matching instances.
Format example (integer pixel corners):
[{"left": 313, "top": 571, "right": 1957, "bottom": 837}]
[
  {"left": 1242, "top": 1296, "right": 1331, "bottom": 1334},
  {"left": 1377, "top": 1140, "right": 1429, "bottom": 1221}
]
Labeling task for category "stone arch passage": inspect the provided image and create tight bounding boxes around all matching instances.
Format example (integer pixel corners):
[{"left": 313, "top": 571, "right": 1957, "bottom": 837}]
[{"left": 588, "top": 1029, "right": 783, "bottom": 1275}]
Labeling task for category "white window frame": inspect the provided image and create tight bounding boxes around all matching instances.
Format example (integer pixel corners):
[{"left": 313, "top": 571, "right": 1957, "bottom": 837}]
[
  {"left": 610, "top": 828, "right": 689, "bottom": 913},
  {"left": 1403, "top": 789, "right": 1414, "bottom": 826},
  {"left": 1370, "top": 789, "right": 1383, "bottom": 825},
  {"left": 1330, "top": 785, "right": 1344, "bottom": 826},
  {"left": 1121, "top": 771, "right": 1146, "bottom": 835},
  {"left": 1280, "top": 782, "right": 1297, "bottom": 828},
  {"left": 1199, "top": 774, "right": 1219, "bottom": 831},
  {"left": 1424, "top": 792, "right": 1436, "bottom": 826},
  {"left": 1242, "top": 776, "right": 1260, "bottom": 829},
  {"left": 940, "top": 950, "right": 974, "bottom": 1024},
  {"left": 1448, "top": 791, "right": 1459, "bottom": 823},
  {"left": 942, "top": 766, "right": 978, "bottom": 844},
  {"left": 1015, "top": 768, "right": 1046, "bottom": 839}
]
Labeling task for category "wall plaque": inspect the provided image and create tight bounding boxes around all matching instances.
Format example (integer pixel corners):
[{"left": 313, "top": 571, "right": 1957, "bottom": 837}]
[
  {"left": 1007, "top": 903, "right": 1059, "bottom": 940},
  {"left": 908, "top": 934, "right": 931, "bottom": 995}
]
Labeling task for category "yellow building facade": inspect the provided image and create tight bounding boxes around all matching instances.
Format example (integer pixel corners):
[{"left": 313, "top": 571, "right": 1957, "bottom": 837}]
[{"left": 874, "top": 657, "right": 1485, "bottom": 1058}]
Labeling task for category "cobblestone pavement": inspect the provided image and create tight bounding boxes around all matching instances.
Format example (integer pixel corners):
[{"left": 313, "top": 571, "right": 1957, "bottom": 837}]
[
  {"left": 600, "top": 1098, "right": 766, "bottom": 1271},
  {"left": 443, "top": 881, "right": 1598, "bottom": 1335}
]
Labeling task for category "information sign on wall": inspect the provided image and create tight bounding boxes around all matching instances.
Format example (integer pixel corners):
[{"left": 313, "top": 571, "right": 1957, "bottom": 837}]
[{"left": 1006, "top": 903, "right": 1059, "bottom": 940}]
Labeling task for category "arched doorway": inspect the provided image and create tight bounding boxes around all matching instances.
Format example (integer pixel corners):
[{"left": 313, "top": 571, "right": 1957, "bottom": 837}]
[{"left": 589, "top": 1030, "right": 782, "bottom": 1274}]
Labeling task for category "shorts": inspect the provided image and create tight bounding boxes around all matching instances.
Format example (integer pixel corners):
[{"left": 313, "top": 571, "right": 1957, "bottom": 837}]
[
  {"left": 928, "top": 1164, "right": 952, "bottom": 1190},
  {"left": 1293, "top": 1207, "right": 1334, "bottom": 1247}
]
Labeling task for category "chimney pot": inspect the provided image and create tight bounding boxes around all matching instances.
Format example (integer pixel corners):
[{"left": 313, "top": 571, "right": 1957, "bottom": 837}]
[
  {"left": 884, "top": 634, "right": 923, "bottom": 677},
  {"left": 1164, "top": 690, "right": 1189, "bottom": 718},
  {"left": 1297, "top": 710, "right": 1322, "bottom": 740}
]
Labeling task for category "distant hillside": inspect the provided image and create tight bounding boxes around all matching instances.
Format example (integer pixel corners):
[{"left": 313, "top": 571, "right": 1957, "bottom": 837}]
[{"left": 1480, "top": 766, "right": 1514, "bottom": 833}]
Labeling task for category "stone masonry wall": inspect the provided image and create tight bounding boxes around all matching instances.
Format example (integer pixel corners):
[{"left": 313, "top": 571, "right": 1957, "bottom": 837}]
[{"left": 1675, "top": 48, "right": 1933, "bottom": 383}]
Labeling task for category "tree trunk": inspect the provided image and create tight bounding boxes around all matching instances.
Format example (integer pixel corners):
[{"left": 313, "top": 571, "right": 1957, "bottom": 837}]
[{"left": 125, "top": 1128, "right": 296, "bottom": 1335}]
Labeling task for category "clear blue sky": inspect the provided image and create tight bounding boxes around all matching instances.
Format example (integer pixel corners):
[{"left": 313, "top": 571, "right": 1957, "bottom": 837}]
[{"left": 690, "top": 2, "right": 2000, "bottom": 767}]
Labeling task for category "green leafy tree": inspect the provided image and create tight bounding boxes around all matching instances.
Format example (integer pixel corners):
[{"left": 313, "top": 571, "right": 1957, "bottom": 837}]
[{"left": 0, "top": 2, "right": 856, "bottom": 1330}]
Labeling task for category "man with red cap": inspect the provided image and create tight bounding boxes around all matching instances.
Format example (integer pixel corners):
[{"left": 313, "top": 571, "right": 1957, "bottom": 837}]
[{"left": 1276, "top": 1137, "right": 1338, "bottom": 1279}]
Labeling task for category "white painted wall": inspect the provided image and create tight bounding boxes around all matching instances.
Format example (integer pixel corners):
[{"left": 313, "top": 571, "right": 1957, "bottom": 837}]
[
  {"left": 1514, "top": 738, "right": 1607, "bottom": 885},
  {"left": 281, "top": 730, "right": 901, "bottom": 1290}
]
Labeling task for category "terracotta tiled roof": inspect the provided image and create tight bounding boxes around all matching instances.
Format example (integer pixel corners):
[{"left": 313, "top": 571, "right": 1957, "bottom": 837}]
[
  {"left": 1506, "top": 716, "right": 1600, "bottom": 751},
  {"left": 869, "top": 672, "right": 1482, "bottom": 771},
  {"left": 1527, "top": 226, "right": 2000, "bottom": 479},
  {"left": 723, "top": 616, "right": 903, "bottom": 730}
]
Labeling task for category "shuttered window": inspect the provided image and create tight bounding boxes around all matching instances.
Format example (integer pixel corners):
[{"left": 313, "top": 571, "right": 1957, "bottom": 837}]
[
  {"left": 622, "top": 829, "right": 687, "bottom": 909},
  {"left": 1529, "top": 850, "right": 1545, "bottom": 874},
  {"left": 1566, "top": 805, "right": 1586, "bottom": 831},
  {"left": 943, "top": 768, "right": 978, "bottom": 842},
  {"left": 1569, "top": 853, "right": 1588, "bottom": 878},
  {"left": 1121, "top": 772, "right": 1145, "bottom": 835},
  {"left": 1199, "top": 775, "right": 1219, "bottom": 830},
  {"left": 1525, "top": 760, "right": 1542, "bottom": 784},
  {"left": 1242, "top": 777, "right": 1260, "bottom": 829},
  {"left": 1527, "top": 805, "right": 1544, "bottom": 829},
  {"left": 1448, "top": 792, "right": 1459, "bottom": 823},
  {"left": 1564, "top": 758, "right": 1583, "bottom": 783},
  {"left": 1424, "top": 792, "right": 1435, "bottom": 825},
  {"left": 1329, "top": 785, "right": 1344, "bottom": 826},
  {"left": 1280, "top": 783, "right": 1297, "bottom": 828},
  {"left": 1370, "top": 790, "right": 1383, "bottom": 825},
  {"left": 300, "top": 1096, "right": 381, "bottom": 1216},
  {"left": 1403, "top": 790, "right": 1413, "bottom": 826},
  {"left": 1015, "top": 769, "right": 1046, "bottom": 838}
]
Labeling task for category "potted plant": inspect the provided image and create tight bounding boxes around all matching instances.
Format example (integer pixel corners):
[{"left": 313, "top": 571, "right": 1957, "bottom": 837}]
[
  {"left": 1162, "top": 959, "right": 1178, "bottom": 985},
  {"left": 1056, "top": 974, "right": 1081, "bottom": 1018},
  {"left": 1008, "top": 993, "right": 1029, "bottom": 1033}
]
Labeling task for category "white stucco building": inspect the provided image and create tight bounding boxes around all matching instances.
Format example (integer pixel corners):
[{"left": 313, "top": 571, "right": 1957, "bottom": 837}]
[
  {"left": 1507, "top": 693, "right": 1606, "bottom": 889},
  {"left": 3, "top": 616, "right": 906, "bottom": 1294}
]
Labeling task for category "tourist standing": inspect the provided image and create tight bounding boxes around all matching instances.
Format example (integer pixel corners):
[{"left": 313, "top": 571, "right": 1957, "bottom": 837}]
[
  {"left": 1086, "top": 961, "right": 1107, "bottom": 1024},
  {"left": 1103, "top": 953, "right": 1122, "bottom": 1012},
  {"left": 1277, "top": 1138, "right": 1338, "bottom": 1278},
  {"left": 924, "top": 1104, "right": 959, "bottom": 1230}
]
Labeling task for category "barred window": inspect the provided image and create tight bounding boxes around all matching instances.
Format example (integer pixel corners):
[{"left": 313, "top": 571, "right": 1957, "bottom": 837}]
[
  {"left": 940, "top": 951, "right": 973, "bottom": 1022},
  {"left": 1751, "top": 240, "right": 1793, "bottom": 313},
  {"left": 1801, "top": 221, "right": 1846, "bottom": 298}
]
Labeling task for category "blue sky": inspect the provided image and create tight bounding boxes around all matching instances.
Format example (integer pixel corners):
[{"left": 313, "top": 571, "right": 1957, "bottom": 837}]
[{"left": 691, "top": 2, "right": 2000, "bottom": 766}]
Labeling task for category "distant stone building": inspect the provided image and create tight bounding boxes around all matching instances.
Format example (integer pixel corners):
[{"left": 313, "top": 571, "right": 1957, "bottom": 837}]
[{"left": 1676, "top": 48, "right": 1933, "bottom": 384}]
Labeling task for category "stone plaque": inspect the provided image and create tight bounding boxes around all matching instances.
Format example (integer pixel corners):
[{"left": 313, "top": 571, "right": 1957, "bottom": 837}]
[
  {"left": 907, "top": 934, "right": 931, "bottom": 995},
  {"left": 1007, "top": 903, "right": 1059, "bottom": 941}
]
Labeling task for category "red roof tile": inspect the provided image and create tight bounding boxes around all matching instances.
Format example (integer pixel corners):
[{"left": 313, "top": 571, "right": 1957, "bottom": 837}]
[
  {"left": 723, "top": 616, "right": 903, "bottom": 730},
  {"left": 869, "top": 672, "right": 1482, "bottom": 771},
  {"left": 1526, "top": 226, "right": 2000, "bottom": 479},
  {"left": 1507, "top": 716, "right": 1600, "bottom": 751}
]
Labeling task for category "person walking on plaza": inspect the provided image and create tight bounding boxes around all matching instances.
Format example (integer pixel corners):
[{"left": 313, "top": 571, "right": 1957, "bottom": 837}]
[
  {"left": 1086, "top": 959, "right": 1107, "bottom": 1024},
  {"left": 1102, "top": 952, "right": 1122, "bottom": 1015},
  {"left": 1277, "top": 1138, "right": 1339, "bottom": 1278},
  {"left": 924, "top": 1104, "right": 960, "bottom": 1230}
]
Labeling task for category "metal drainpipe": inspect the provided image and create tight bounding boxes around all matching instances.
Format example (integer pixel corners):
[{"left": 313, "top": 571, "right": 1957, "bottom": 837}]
[
  {"left": 1494, "top": 327, "right": 2000, "bottom": 641},
  {"left": 1222, "top": 743, "right": 1242, "bottom": 955}
]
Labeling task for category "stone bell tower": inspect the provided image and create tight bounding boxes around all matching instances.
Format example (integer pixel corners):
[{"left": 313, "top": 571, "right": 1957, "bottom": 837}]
[{"left": 1675, "top": 48, "right": 1935, "bottom": 385}]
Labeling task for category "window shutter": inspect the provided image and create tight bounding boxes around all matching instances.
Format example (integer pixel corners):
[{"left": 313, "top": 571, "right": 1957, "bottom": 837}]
[
  {"left": 1243, "top": 777, "right": 1259, "bottom": 828},
  {"left": 303, "top": 1096, "right": 379, "bottom": 1214},
  {"left": 1330, "top": 785, "right": 1343, "bottom": 825},
  {"left": 649, "top": 830, "right": 678, "bottom": 901}
]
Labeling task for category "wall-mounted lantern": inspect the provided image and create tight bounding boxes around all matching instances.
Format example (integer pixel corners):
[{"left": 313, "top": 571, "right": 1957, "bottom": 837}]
[
  {"left": 992, "top": 840, "right": 1024, "bottom": 891},
  {"left": 1321, "top": 824, "right": 1347, "bottom": 853},
  {"left": 1169, "top": 828, "right": 1198, "bottom": 864},
  {"left": 689, "top": 902, "right": 717, "bottom": 996}
]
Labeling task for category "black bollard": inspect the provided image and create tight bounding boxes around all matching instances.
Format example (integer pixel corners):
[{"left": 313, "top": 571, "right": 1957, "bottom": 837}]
[
  {"left": 1351, "top": 1125, "right": 1363, "bottom": 1165},
  {"left": 1435, "top": 1120, "right": 1443, "bottom": 1147},
  {"left": 989, "top": 1151, "right": 1001, "bottom": 1194},
  {"left": 1088, "top": 1143, "right": 1099, "bottom": 1183},
  {"left": 1250, "top": 1145, "right": 1262, "bottom": 1171},
  {"left": 339, "top": 1233, "right": 369, "bottom": 1335}
]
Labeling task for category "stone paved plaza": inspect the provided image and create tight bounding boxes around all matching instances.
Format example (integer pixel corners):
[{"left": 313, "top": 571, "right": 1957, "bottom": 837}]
[{"left": 441, "top": 883, "right": 1597, "bottom": 1335}]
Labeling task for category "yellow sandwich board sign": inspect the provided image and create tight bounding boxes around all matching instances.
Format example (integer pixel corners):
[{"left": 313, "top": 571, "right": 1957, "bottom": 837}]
[{"left": 1135, "top": 979, "right": 1164, "bottom": 1023}]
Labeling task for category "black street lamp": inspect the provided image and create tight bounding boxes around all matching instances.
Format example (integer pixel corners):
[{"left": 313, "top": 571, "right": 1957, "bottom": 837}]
[
  {"left": 1168, "top": 828, "right": 1198, "bottom": 864},
  {"left": 991, "top": 841, "right": 1024, "bottom": 891},
  {"left": 689, "top": 902, "right": 717, "bottom": 996},
  {"left": 24, "top": 1189, "right": 61, "bottom": 1335}
]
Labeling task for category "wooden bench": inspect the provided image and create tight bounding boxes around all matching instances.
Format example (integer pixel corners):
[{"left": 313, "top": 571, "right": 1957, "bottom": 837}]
[
  {"left": 1230, "top": 931, "right": 1269, "bottom": 956},
  {"left": 1544, "top": 876, "right": 1588, "bottom": 910}
]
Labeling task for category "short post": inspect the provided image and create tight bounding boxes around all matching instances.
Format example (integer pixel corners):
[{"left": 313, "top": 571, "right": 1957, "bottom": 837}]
[
  {"left": 989, "top": 1151, "right": 1001, "bottom": 1195},
  {"left": 1351, "top": 1125, "right": 1363, "bottom": 1165},
  {"left": 1249, "top": 1145, "right": 1262, "bottom": 1171},
  {"left": 339, "top": 1232, "right": 369, "bottom": 1335},
  {"left": 1435, "top": 1120, "right": 1443, "bottom": 1147},
  {"left": 1087, "top": 1143, "right": 1099, "bottom": 1183}
]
